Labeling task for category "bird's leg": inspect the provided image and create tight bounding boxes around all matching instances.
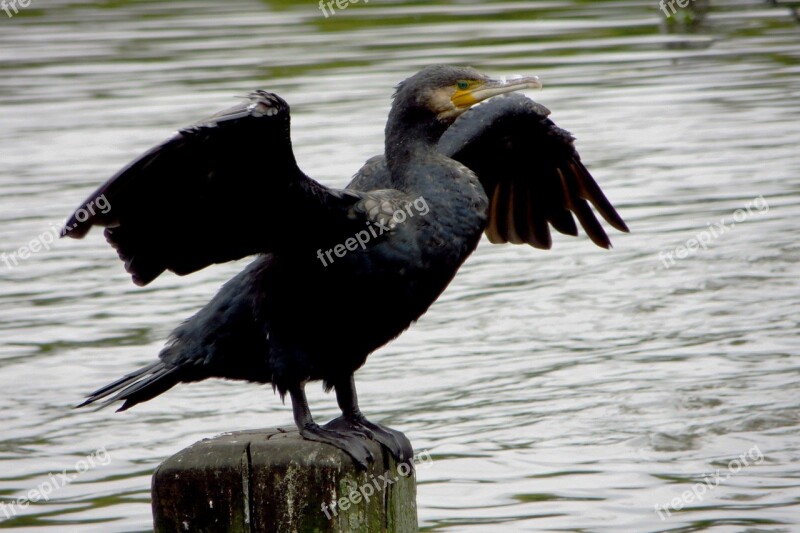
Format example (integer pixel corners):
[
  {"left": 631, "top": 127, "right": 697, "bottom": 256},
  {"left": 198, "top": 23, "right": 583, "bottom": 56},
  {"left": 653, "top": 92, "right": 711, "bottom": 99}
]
[
  {"left": 289, "top": 382, "right": 374, "bottom": 469},
  {"left": 324, "top": 375, "right": 414, "bottom": 463}
]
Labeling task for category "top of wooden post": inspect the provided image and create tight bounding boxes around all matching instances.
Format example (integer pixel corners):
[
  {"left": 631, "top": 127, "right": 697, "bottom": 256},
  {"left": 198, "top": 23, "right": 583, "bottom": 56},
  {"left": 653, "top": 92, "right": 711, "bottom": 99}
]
[{"left": 152, "top": 428, "right": 418, "bottom": 532}]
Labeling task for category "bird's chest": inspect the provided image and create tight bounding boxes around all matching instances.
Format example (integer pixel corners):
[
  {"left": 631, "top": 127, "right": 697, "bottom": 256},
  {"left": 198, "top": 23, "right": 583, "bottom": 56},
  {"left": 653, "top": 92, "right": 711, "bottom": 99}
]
[
  {"left": 420, "top": 166, "right": 488, "bottom": 260},
  {"left": 358, "top": 180, "right": 486, "bottom": 327}
]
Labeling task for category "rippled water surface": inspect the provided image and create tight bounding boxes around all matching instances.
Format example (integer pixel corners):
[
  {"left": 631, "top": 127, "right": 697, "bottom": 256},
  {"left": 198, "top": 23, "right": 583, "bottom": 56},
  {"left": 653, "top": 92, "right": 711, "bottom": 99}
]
[{"left": 1, "top": 0, "right": 799, "bottom": 531}]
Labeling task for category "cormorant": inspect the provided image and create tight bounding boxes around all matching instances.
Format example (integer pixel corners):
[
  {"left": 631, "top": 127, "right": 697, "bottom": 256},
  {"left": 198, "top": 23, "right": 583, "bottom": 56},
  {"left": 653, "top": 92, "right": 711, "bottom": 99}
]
[{"left": 64, "top": 65, "right": 628, "bottom": 467}]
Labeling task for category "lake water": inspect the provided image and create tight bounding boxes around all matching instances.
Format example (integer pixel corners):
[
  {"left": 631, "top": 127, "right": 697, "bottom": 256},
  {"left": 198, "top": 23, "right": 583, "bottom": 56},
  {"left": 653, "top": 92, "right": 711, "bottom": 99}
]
[{"left": 1, "top": 0, "right": 799, "bottom": 531}]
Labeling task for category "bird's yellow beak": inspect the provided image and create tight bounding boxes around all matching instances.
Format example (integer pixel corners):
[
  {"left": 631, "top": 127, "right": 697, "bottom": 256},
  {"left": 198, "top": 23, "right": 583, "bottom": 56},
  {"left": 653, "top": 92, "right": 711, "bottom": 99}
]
[{"left": 451, "top": 76, "right": 542, "bottom": 110}]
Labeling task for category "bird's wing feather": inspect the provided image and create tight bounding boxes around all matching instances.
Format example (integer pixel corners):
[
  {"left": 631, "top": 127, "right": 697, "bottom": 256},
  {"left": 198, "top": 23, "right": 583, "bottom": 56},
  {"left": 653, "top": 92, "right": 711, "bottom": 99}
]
[
  {"left": 438, "top": 93, "right": 628, "bottom": 249},
  {"left": 63, "top": 91, "right": 364, "bottom": 286}
]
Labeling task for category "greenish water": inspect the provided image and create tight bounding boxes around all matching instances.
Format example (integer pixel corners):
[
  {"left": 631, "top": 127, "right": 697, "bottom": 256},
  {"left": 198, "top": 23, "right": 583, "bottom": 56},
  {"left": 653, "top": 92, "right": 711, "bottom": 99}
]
[{"left": 1, "top": 0, "right": 799, "bottom": 531}]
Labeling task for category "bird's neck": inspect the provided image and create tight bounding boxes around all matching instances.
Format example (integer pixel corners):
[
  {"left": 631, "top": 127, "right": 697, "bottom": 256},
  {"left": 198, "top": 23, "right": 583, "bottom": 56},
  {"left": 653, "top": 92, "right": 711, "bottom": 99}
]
[{"left": 384, "top": 105, "right": 449, "bottom": 182}]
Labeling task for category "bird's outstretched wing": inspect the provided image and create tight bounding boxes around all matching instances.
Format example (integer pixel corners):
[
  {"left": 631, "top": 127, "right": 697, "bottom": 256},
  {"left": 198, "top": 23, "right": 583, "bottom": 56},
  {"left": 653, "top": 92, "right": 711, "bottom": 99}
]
[
  {"left": 64, "top": 91, "right": 361, "bottom": 286},
  {"left": 438, "top": 93, "right": 628, "bottom": 249}
]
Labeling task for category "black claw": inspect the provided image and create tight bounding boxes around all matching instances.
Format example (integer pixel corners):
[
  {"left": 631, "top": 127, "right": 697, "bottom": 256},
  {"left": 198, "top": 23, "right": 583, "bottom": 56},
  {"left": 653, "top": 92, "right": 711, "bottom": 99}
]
[
  {"left": 370, "top": 423, "right": 414, "bottom": 465},
  {"left": 324, "top": 416, "right": 374, "bottom": 440},
  {"left": 325, "top": 415, "right": 414, "bottom": 464},
  {"left": 299, "top": 424, "right": 374, "bottom": 469}
]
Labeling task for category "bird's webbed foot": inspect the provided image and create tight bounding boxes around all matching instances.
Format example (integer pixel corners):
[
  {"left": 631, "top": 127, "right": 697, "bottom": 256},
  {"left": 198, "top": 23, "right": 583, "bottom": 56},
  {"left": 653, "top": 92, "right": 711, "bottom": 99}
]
[
  {"left": 290, "top": 383, "right": 375, "bottom": 469},
  {"left": 297, "top": 422, "right": 374, "bottom": 469},
  {"left": 324, "top": 414, "right": 414, "bottom": 464},
  {"left": 329, "top": 375, "right": 414, "bottom": 464}
]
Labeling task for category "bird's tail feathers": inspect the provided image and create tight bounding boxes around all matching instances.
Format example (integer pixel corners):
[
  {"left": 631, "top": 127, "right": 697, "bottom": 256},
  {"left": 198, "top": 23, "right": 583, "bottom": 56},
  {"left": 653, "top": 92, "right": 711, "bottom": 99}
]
[{"left": 77, "top": 359, "right": 181, "bottom": 412}]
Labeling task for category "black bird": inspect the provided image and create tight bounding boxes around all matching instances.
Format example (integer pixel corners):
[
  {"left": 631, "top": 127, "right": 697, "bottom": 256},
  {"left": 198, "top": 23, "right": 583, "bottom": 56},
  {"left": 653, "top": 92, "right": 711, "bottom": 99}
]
[{"left": 65, "top": 65, "right": 628, "bottom": 467}]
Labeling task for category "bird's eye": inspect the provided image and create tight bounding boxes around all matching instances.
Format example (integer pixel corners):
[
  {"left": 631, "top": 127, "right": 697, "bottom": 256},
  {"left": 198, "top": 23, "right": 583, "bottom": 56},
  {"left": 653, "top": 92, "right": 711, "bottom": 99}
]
[{"left": 457, "top": 80, "right": 470, "bottom": 90}]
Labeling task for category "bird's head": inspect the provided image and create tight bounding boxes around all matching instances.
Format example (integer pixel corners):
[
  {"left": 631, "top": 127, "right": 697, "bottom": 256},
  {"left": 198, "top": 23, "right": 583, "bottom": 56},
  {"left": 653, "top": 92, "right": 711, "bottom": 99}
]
[{"left": 393, "top": 65, "right": 542, "bottom": 123}]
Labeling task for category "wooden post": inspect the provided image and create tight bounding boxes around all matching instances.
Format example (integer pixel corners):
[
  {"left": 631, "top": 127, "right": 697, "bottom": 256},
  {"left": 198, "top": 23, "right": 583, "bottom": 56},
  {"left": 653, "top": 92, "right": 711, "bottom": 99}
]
[{"left": 152, "top": 428, "right": 418, "bottom": 532}]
